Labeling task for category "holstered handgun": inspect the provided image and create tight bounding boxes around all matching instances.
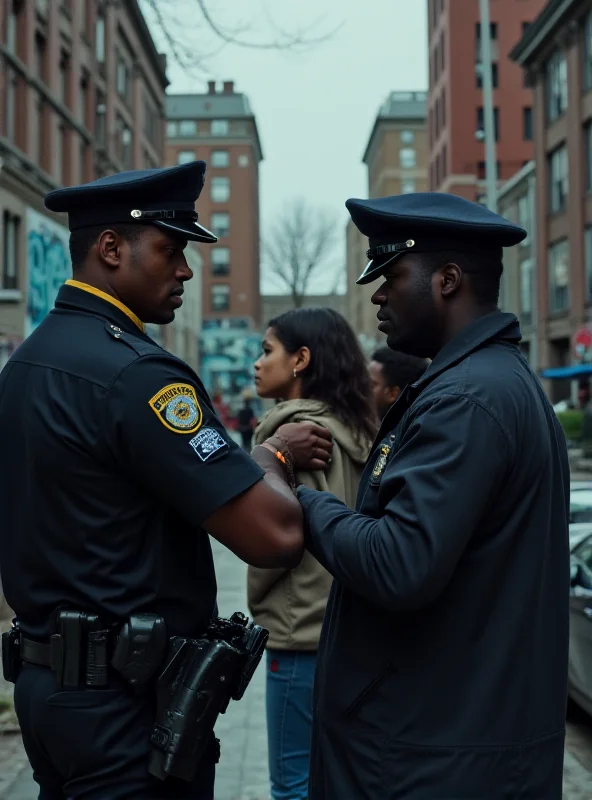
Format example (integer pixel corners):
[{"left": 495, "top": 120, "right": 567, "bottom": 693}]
[{"left": 148, "top": 612, "right": 268, "bottom": 782}]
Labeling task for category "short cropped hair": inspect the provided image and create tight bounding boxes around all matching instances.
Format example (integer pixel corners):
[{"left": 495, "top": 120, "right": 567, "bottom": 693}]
[{"left": 371, "top": 347, "right": 428, "bottom": 389}]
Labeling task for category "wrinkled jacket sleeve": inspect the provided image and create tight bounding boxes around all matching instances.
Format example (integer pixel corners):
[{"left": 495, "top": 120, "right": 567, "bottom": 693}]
[{"left": 297, "top": 394, "right": 510, "bottom": 610}]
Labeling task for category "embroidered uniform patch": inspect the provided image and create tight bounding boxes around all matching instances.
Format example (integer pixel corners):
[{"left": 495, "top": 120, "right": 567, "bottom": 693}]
[
  {"left": 149, "top": 383, "right": 202, "bottom": 434},
  {"left": 188, "top": 428, "right": 228, "bottom": 461}
]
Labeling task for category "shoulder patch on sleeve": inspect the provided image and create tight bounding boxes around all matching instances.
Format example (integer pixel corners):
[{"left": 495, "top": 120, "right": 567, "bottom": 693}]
[
  {"left": 188, "top": 427, "right": 228, "bottom": 461},
  {"left": 149, "top": 383, "right": 203, "bottom": 434}
]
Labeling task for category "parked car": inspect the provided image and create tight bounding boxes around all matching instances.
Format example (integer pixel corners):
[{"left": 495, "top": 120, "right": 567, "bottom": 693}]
[
  {"left": 569, "top": 525, "right": 592, "bottom": 716},
  {"left": 570, "top": 483, "right": 592, "bottom": 524}
]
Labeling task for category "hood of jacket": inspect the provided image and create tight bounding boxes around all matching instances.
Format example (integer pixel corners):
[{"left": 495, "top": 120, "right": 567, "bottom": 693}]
[{"left": 254, "top": 398, "right": 370, "bottom": 465}]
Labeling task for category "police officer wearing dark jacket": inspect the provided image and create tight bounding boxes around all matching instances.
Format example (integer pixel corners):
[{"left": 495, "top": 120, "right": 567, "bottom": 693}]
[
  {"left": 264, "top": 193, "right": 571, "bottom": 799},
  {"left": 0, "top": 161, "right": 331, "bottom": 800}
]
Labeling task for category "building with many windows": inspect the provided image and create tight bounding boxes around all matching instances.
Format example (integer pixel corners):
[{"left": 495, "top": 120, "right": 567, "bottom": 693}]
[
  {"left": 345, "top": 91, "right": 427, "bottom": 348},
  {"left": 427, "top": 0, "right": 546, "bottom": 200},
  {"left": 511, "top": 0, "right": 592, "bottom": 401},
  {"left": 165, "top": 82, "right": 263, "bottom": 329},
  {"left": 0, "top": 0, "right": 168, "bottom": 367}
]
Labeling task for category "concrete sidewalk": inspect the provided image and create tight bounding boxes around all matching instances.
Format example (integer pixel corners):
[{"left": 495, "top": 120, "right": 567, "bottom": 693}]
[{"left": 2, "top": 541, "right": 270, "bottom": 800}]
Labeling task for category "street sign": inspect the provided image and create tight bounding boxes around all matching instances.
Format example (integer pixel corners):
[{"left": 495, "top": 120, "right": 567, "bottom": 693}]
[{"left": 573, "top": 326, "right": 592, "bottom": 361}]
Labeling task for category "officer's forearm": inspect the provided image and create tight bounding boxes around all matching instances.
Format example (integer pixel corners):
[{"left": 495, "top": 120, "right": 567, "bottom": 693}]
[{"left": 251, "top": 445, "right": 296, "bottom": 504}]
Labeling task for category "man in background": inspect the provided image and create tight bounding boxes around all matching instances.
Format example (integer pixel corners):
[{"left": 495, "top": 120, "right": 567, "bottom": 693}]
[{"left": 369, "top": 347, "right": 428, "bottom": 419}]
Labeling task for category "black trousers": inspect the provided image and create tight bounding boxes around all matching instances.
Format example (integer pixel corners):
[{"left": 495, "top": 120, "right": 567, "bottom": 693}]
[
  {"left": 240, "top": 430, "right": 253, "bottom": 451},
  {"left": 14, "top": 664, "right": 216, "bottom": 799}
]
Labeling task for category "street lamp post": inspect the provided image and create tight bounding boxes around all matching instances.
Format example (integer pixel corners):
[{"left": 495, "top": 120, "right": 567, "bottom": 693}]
[{"left": 479, "top": 0, "right": 497, "bottom": 214}]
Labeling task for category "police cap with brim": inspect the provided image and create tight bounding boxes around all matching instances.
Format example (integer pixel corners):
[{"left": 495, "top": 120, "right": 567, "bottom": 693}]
[
  {"left": 346, "top": 193, "right": 527, "bottom": 285},
  {"left": 44, "top": 160, "right": 217, "bottom": 244}
]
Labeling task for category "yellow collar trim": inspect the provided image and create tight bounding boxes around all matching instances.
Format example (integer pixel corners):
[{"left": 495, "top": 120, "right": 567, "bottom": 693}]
[{"left": 65, "top": 279, "right": 145, "bottom": 332}]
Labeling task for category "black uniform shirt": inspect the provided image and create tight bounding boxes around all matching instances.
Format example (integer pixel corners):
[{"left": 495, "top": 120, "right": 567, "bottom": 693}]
[{"left": 0, "top": 282, "right": 264, "bottom": 639}]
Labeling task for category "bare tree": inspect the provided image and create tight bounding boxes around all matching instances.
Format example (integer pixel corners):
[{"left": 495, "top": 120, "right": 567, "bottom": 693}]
[
  {"left": 139, "top": 0, "right": 341, "bottom": 75},
  {"left": 264, "top": 199, "right": 341, "bottom": 308}
]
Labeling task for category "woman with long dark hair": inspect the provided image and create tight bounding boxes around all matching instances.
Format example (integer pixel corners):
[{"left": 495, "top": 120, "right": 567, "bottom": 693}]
[{"left": 248, "top": 307, "right": 377, "bottom": 800}]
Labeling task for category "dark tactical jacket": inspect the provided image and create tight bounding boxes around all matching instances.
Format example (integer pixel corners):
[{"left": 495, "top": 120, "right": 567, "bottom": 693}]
[{"left": 298, "top": 312, "right": 570, "bottom": 800}]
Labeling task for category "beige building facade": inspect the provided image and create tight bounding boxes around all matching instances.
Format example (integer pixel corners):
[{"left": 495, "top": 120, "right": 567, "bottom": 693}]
[{"left": 345, "top": 91, "right": 427, "bottom": 352}]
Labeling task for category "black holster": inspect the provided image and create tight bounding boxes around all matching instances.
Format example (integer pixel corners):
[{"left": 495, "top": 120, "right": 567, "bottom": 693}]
[{"left": 148, "top": 612, "right": 268, "bottom": 783}]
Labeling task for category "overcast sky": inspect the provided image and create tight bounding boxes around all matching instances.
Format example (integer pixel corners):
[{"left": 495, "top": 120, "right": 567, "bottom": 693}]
[{"left": 142, "top": 0, "right": 428, "bottom": 292}]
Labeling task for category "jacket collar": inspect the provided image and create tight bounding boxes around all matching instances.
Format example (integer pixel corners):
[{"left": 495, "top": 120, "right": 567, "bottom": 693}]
[
  {"left": 54, "top": 281, "right": 147, "bottom": 336},
  {"left": 371, "top": 311, "right": 521, "bottom": 449},
  {"left": 412, "top": 311, "right": 521, "bottom": 390}
]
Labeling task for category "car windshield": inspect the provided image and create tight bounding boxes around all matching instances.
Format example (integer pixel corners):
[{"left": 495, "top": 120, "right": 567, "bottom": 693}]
[{"left": 570, "top": 490, "right": 592, "bottom": 523}]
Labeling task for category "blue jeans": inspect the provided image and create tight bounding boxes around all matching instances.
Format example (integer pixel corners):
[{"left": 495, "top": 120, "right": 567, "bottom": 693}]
[{"left": 265, "top": 649, "right": 317, "bottom": 800}]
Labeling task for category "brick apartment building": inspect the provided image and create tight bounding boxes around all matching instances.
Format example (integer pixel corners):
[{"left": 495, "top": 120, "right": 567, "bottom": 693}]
[
  {"left": 165, "top": 82, "right": 263, "bottom": 329},
  {"left": 0, "top": 0, "right": 168, "bottom": 368},
  {"left": 428, "top": 0, "right": 546, "bottom": 200},
  {"left": 346, "top": 91, "right": 428, "bottom": 351},
  {"left": 511, "top": 0, "right": 592, "bottom": 402}
]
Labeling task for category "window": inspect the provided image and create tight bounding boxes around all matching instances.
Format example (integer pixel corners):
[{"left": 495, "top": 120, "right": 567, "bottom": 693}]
[
  {"left": 116, "top": 55, "right": 130, "bottom": 103},
  {"left": 179, "top": 120, "right": 197, "bottom": 137},
  {"left": 401, "top": 130, "right": 415, "bottom": 144},
  {"left": 523, "top": 107, "right": 533, "bottom": 141},
  {"left": 211, "top": 176, "right": 230, "bottom": 202},
  {"left": 546, "top": 50, "right": 568, "bottom": 122},
  {"left": 144, "top": 98, "right": 160, "bottom": 147},
  {"left": 6, "top": 0, "right": 19, "bottom": 53},
  {"left": 586, "top": 123, "right": 592, "bottom": 191},
  {"left": 5, "top": 71, "right": 16, "bottom": 141},
  {"left": 2, "top": 211, "right": 19, "bottom": 291},
  {"left": 548, "top": 239, "right": 569, "bottom": 313},
  {"left": 211, "top": 247, "right": 230, "bottom": 275},
  {"left": 96, "top": 92, "right": 106, "bottom": 145},
  {"left": 401, "top": 179, "right": 416, "bottom": 194},
  {"left": 584, "top": 11, "right": 592, "bottom": 91},
  {"left": 34, "top": 33, "right": 46, "bottom": 80},
  {"left": 122, "top": 126, "right": 132, "bottom": 169},
  {"left": 211, "top": 284, "right": 230, "bottom": 311},
  {"left": 476, "top": 62, "right": 498, "bottom": 89},
  {"left": 211, "top": 212, "right": 230, "bottom": 238},
  {"left": 79, "top": 74, "right": 88, "bottom": 125},
  {"left": 211, "top": 119, "right": 229, "bottom": 136},
  {"left": 95, "top": 11, "right": 105, "bottom": 63},
  {"left": 475, "top": 22, "right": 499, "bottom": 63},
  {"left": 549, "top": 145, "right": 568, "bottom": 213},
  {"left": 399, "top": 148, "right": 416, "bottom": 168},
  {"left": 519, "top": 258, "right": 533, "bottom": 325},
  {"left": 116, "top": 116, "right": 132, "bottom": 168},
  {"left": 59, "top": 51, "right": 69, "bottom": 105},
  {"left": 477, "top": 161, "right": 500, "bottom": 180},
  {"left": 585, "top": 227, "right": 592, "bottom": 303},
  {"left": 238, "top": 154, "right": 249, "bottom": 167},
  {"left": 177, "top": 150, "right": 195, "bottom": 165},
  {"left": 517, "top": 194, "right": 530, "bottom": 246},
  {"left": 211, "top": 150, "right": 229, "bottom": 168},
  {"left": 476, "top": 106, "right": 499, "bottom": 140},
  {"left": 166, "top": 122, "right": 178, "bottom": 138}
]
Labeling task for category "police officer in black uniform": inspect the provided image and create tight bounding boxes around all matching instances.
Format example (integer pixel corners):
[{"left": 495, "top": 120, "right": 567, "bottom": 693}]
[
  {"left": 0, "top": 161, "right": 331, "bottom": 800},
  {"left": 262, "top": 193, "right": 571, "bottom": 799}
]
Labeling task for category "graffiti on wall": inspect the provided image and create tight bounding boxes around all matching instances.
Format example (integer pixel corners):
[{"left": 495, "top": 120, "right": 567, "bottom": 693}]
[{"left": 26, "top": 209, "right": 71, "bottom": 336}]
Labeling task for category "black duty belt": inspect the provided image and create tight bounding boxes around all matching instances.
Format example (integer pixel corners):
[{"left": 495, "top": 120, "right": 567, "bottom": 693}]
[{"left": 20, "top": 637, "right": 52, "bottom": 668}]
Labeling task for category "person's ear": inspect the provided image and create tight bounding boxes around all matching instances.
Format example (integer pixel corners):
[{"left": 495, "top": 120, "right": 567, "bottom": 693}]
[
  {"left": 294, "top": 346, "right": 311, "bottom": 373},
  {"left": 97, "top": 230, "right": 122, "bottom": 269},
  {"left": 439, "top": 263, "right": 462, "bottom": 297}
]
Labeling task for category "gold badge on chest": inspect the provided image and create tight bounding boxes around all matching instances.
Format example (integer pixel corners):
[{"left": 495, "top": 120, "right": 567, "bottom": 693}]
[{"left": 372, "top": 443, "right": 391, "bottom": 481}]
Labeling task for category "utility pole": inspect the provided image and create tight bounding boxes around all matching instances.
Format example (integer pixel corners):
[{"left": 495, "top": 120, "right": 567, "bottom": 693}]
[{"left": 479, "top": 0, "right": 497, "bottom": 213}]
